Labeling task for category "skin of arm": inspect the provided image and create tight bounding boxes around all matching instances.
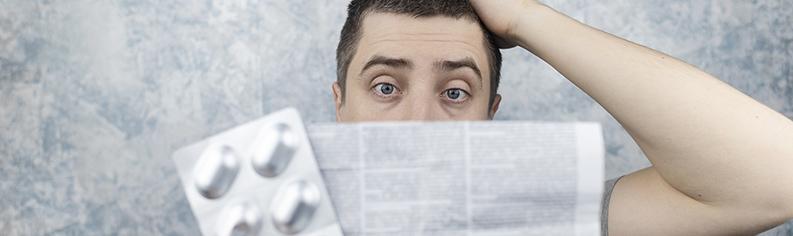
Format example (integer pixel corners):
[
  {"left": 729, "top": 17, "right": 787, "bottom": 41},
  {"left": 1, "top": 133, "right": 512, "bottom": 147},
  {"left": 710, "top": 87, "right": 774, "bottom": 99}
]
[{"left": 470, "top": 1, "right": 793, "bottom": 235}]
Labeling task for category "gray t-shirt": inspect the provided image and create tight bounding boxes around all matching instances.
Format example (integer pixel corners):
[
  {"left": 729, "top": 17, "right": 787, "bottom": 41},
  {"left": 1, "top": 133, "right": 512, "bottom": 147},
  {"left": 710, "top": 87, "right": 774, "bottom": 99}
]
[{"left": 601, "top": 177, "right": 623, "bottom": 236}]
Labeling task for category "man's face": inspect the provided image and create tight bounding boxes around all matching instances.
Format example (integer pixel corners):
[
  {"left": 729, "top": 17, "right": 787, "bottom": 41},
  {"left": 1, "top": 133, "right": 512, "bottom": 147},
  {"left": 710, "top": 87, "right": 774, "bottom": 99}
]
[{"left": 333, "top": 13, "right": 501, "bottom": 122}]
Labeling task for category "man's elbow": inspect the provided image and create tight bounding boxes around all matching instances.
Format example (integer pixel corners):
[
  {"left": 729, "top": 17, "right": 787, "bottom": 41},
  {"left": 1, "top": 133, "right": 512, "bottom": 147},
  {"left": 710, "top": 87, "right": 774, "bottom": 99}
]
[
  {"left": 783, "top": 157, "right": 793, "bottom": 220},
  {"left": 774, "top": 175, "right": 793, "bottom": 221},
  {"left": 785, "top": 189, "right": 793, "bottom": 220},
  {"left": 767, "top": 150, "right": 793, "bottom": 220},
  {"left": 778, "top": 173, "right": 793, "bottom": 221}
]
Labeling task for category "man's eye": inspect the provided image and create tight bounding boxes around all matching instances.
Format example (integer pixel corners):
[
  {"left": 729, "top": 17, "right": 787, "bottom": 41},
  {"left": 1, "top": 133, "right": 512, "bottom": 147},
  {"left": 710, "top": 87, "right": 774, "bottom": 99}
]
[
  {"left": 443, "top": 88, "right": 469, "bottom": 102},
  {"left": 372, "top": 83, "right": 399, "bottom": 97}
]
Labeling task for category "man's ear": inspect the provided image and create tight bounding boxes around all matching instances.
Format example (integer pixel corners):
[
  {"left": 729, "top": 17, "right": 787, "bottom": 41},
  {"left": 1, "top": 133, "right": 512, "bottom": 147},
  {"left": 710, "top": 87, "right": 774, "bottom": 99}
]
[
  {"left": 489, "top": 94, "right": 502, "bottom": 119},
  {"left": 332, "top": 82, "right": 344, "bottom": 122}
]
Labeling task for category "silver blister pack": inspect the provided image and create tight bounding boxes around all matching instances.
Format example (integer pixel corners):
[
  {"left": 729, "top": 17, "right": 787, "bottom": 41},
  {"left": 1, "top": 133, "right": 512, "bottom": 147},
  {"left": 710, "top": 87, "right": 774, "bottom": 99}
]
[{"left": 172, "top": 108, "right": 344, "bottom": 236}]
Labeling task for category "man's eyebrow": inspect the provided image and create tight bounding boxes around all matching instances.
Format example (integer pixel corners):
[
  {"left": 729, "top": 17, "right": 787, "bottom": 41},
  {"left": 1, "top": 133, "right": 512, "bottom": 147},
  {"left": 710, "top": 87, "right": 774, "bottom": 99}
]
[
  {"left": 435, "top": 57, "right": 482, "bottom": 84},
  {"left": 360, "top": 55, "right": 412, "bottom": 76}
]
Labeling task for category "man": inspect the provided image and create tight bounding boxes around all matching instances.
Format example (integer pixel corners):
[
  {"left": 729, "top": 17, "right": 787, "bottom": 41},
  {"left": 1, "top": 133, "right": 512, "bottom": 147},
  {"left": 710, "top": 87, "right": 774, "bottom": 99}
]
[{"left": 331, "top": 0, "right": 793, "bottom": 235}]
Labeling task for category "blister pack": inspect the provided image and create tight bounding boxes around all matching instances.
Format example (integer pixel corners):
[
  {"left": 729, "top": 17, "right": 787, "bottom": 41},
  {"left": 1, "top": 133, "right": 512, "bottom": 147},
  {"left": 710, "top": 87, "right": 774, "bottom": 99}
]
[{"left": 172, "top": 108, "right": 344, "bottom": 236}]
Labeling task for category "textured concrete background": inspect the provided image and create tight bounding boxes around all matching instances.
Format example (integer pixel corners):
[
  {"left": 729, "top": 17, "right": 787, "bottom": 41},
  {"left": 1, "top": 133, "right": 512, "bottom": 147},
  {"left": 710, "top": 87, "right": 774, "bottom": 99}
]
[{"left": 1, "top": 0, "right": 791, "bottom": 235}]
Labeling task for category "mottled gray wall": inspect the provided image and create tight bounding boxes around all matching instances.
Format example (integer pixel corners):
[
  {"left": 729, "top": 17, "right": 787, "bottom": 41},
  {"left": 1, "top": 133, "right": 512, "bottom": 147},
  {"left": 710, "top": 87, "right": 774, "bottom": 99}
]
[{"left": 1, "top": 0, "right": 791, "bottom": 235}]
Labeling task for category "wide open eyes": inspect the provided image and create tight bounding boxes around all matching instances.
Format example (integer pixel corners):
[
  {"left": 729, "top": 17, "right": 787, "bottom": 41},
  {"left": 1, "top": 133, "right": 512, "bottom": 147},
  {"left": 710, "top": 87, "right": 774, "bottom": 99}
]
[{"left": 369, "top": 81, "right": 472, "bottom": 105}]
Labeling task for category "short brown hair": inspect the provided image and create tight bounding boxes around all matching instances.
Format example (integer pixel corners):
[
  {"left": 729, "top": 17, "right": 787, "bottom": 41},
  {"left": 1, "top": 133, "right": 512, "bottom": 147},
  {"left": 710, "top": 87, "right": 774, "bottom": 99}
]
[{"left": 336, "top": 0, "right": 502, "bottom": 106}]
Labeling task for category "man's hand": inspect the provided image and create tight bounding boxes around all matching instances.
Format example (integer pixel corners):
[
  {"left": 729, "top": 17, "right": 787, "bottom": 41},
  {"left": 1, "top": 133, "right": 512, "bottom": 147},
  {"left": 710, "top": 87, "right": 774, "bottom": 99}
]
[{"left": 469, "top": 0, "right": 540, "bottom": 48}]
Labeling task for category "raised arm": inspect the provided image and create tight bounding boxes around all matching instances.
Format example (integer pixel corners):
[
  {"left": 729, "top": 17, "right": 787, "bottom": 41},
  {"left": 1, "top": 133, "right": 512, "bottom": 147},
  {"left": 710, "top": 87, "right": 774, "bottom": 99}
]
[{"left": 470, "top": 1, "right": 793, "bottom": 235}]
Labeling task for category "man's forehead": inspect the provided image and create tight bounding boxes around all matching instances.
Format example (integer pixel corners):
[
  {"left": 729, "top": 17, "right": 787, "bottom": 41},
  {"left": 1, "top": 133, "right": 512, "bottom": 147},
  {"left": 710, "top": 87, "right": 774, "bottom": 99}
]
[
  {"left": 353, "top": 12, "right": 490, "bottom": 71},
  {"left": 360, "top": 12, "right": 485, "bottom": 43}
]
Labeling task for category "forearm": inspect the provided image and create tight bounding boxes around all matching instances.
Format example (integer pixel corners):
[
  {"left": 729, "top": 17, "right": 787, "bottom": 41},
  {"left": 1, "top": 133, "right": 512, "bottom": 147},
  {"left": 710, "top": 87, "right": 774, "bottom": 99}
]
[{"left": 516, "top": 4, "right": 793, "bottom": 211}]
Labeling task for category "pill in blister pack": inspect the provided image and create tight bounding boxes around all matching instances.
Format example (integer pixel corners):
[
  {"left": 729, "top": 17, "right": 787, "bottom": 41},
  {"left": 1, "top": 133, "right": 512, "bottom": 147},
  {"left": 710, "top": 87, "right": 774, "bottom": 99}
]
[
  {"left": 251, "top": 123, "right": 299, "bottom": 177},
  {"left": 193, "top": 144, "right": 240, "bottom": 199},
  {"left": 271, "top": 179, "right": 321, "bottom": 234},
  {"left": 172, "top": 108, "right": 343, "bottom": 236}
]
